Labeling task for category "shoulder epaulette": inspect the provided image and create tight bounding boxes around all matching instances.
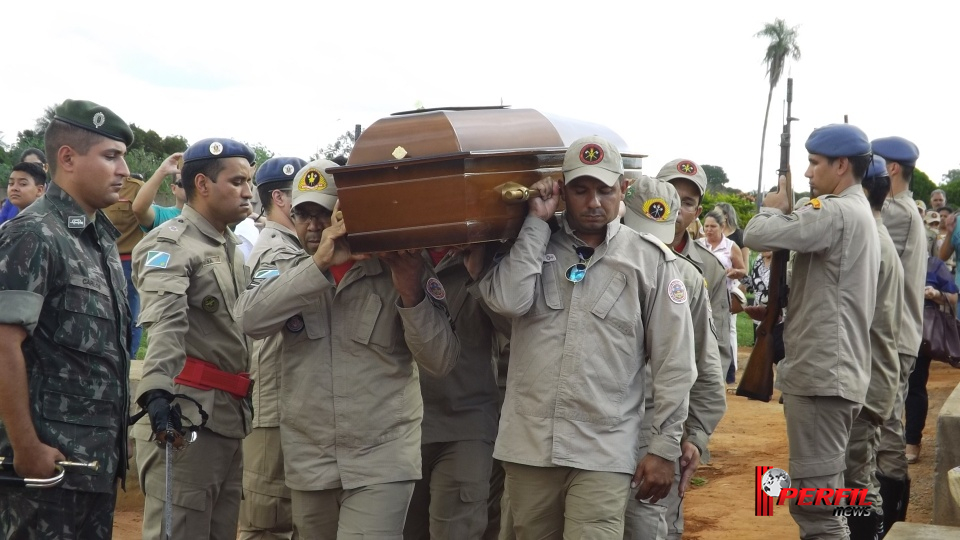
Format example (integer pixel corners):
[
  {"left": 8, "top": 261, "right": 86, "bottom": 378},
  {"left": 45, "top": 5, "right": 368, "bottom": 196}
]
[
  {"left": 156, "top": 217, "right": 188, "bottom": 244},
  {"left": 637, "top": 231, "right": 676, "bottom": 261}
]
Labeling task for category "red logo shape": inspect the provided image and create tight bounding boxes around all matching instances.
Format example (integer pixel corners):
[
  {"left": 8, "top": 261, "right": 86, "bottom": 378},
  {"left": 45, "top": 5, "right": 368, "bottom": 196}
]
[
  {"left": 677, "top": 160, "right": 698, "bottom": 175},
  {"left": 580, "top": 144, "right": 604, "bottom": 165}
]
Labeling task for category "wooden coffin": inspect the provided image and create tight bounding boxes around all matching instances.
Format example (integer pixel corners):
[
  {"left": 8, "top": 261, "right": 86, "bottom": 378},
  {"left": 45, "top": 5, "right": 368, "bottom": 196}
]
[{"left": 334, "top": 106, "right": 644, "bottom": 253}]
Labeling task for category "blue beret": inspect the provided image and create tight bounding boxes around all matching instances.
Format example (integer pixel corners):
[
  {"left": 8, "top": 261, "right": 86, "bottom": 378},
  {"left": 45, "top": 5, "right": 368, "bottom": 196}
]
[
  {"left": 183, "top": 138, "right": 255, "bottom": 164},
  {"left": 805, "top": 124, "right": 871, "bottom": 158},
  {"left": 866, "top": 155, "right": 888, "bottom": 179},
  {"left": 255, "top": 157, "right": 307, "bottom": 188},
  {"left": 871, "top": 136, "right": 919, "bottom": 166}
]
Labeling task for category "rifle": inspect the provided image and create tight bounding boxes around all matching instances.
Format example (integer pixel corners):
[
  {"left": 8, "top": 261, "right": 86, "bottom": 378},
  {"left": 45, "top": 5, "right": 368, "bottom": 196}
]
[{"left": 737, "top": 78, "right": 796, "bottom": 402}]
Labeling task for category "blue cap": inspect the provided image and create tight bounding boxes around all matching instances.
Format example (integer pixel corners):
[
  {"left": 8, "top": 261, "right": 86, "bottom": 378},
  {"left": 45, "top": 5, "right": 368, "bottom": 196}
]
[
  {"left": 871, "top": 136, "right": 919, "bottom": 166},
  {"left": 866, "top": 155, "right": 888, "bottom": 179},
  {"left": 183, "top": 138, "right": 255, "bottom": 164},
  {"left": 804, "top": 124, "right": 871, "bottom": 158},
  {"left": 255, "top": 157, "right": 307, "bottom": 188}
]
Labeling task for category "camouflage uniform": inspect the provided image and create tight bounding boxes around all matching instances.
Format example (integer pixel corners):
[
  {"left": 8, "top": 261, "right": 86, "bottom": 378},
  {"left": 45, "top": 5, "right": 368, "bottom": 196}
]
[{"left": 0, "top": 182, "right": 131, "bottom": 538}]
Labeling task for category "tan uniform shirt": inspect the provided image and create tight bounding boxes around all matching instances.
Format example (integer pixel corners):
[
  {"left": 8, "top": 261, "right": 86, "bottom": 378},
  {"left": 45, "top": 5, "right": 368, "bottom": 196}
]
[
  {"left": 865, "top": 219, "right": 903, "bottom": 422},
  {"left": 475, "top": 216, "right": 696, "bottom": 472},
  {"left": 133, "top": 205, "right": 252, "bottom": 439},
  {"left": 640, "top": 253, "right": 725, "bottom": 462},
  {"left": 103, "top": 176, "right": 145, "bottom": 255},
  {"left": 245, "top": 221, "right": 303, "bottom": 428},
  {"left": 881, "top": 190, "right": 926, "bottom": 356},
  {"left": 743, "top": 185, "right": 879, "bottom": 403},
  {"left": 421, "top": 251, "right": 505, "bottom": 445},
  {"left": 236, "top": 255, "right": 460, "bottom": 491},
  {"left": 677, "top": 232, "right": 733, "bottom": 373}
]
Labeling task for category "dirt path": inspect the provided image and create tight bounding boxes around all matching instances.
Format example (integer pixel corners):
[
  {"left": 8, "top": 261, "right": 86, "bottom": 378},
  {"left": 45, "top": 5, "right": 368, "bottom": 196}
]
[{"left": 112, "top": 351, "right": 960, "bottom": 539}]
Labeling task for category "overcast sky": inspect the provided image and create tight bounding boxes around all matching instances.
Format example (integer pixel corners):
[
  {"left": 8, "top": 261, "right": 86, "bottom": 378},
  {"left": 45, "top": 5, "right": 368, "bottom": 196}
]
[{"left": 4, "top": 0, "right": 957, "bottom": 194}]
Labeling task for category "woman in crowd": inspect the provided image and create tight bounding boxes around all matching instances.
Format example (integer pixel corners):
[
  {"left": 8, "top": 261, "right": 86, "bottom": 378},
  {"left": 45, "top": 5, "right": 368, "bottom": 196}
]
[
  {"left": 699, "top": 207, "right": 746, "bottom": 383},
  {"left": 905, "top": 254, "right": 959, "bottom": 463}
]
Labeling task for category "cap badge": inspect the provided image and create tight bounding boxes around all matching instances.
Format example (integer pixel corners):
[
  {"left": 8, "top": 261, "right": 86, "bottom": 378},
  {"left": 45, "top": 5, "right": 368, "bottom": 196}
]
[
  {"left": 580, "top": 144, "right": 604, "bottom": 165},
  {"left": 677, "top": 161, "right": 697, "bottom": 175},
  {"left": 298, "top": 169, "right": 327, "bottom": 192},
  {"left": 92, "top": 112, "right": 105, "bottom": 129},
  {"left": 282, "top": 164, "right": 295, "bottom": 176},
  {"left": 643, "top": 198, "right": 669, "bottom": 221},
  {"left": 209, "top": 141, "right": 223, "bottom": 156},
  {"left": 668, "top": 278, "right": 688, "bottom": 304}
]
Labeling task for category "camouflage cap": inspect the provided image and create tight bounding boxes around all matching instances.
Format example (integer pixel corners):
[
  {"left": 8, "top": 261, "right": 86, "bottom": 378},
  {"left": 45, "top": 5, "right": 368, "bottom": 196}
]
[
  {"left": 54, "top": 99, "right": 134, "bottom": 146},
  {"left": 291, "top": 159, "right": 339, "bottom": 212}
]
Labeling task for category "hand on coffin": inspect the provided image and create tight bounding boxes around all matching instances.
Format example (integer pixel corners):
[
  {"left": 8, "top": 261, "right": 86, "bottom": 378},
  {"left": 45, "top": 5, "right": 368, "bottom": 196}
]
[
  {"left": 528, "top": 178, "right": 561, "bottom": 221},
  {"left": 313, "top": 201, "right": 369, "bottom": 271}
]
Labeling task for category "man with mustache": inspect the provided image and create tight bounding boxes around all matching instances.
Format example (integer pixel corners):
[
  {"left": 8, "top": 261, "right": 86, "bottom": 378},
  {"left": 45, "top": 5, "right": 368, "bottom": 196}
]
[
  {"left": 474, "top": 136, "right": 695, "bottom": 539},
  {"left": 132, "top": 138, "right": 256, "bottom": 540},
  {"left": 237, "top": 159, "right": 460, "bottom": 539},
  {"left": 0, "top": 99, "right": 134, "bottom": 538}
]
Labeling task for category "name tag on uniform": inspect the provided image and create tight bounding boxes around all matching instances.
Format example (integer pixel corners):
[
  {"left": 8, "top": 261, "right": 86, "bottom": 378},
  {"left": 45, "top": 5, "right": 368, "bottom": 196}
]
[
  {"left": 544, "top": 254, "right": 557, "bottom": 263},
  {"left": 68, "top": 216, "right": 86, "bottom": 228},
  {"left": 203, "top": 256, "right": 222, "bottom": 266}
]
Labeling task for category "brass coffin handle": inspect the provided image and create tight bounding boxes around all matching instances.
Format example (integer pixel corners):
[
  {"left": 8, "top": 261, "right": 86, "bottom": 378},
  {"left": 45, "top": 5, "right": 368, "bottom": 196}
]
[{"left": 500, "top": 183, "right": 532, "bottom": 203}]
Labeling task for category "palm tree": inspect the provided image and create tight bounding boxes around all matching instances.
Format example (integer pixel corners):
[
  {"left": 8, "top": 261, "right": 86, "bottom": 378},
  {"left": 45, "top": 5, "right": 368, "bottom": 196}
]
[{"left": 755, "top": 19, "right": 801, "bottom": 210}]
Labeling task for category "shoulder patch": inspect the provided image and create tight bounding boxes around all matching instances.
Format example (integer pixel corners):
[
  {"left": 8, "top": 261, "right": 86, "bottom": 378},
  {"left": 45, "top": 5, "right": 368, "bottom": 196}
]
[
  {"left": 254, "top": 268, "right": 280, "bottom": 280},
  {"left": 144, "top": 251, "right": 171, "bottom": 268},
  {"left": 668, "top": 278, "right": 688, "bottom": 304},
  {"left": 425, "top": 277, "right": 446, "bottom": 300},
  {"left": 636, "top": 231, "right": 677, "bottom": 261}
]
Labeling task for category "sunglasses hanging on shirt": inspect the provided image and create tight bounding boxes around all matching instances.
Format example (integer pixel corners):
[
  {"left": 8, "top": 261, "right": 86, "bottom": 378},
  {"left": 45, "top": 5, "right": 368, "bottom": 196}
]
[{"left": 565, "top": 246, "right": 595, "bottom": 283}]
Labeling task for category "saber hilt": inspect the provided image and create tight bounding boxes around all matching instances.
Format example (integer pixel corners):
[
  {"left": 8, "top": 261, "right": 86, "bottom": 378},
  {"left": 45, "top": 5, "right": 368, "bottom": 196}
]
[{"left": 0, "top": 457, "right": 100, "bottom": 489}]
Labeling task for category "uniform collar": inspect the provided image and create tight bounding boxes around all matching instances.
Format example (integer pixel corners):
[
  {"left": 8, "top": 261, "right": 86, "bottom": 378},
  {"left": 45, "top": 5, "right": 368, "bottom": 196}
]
[
  {"left": 43, "top": 182, "right": 120, "bottom": 240},
  {"left": 559, "top": 211, "right": 622, "bottom": 246},
  {"left": 181, "top": 204, "right": 239, "bottom": 245},
  {"left": 264, "top": 220, "right": 300, "bottom": 247},
  {"left": 893, "top": 188, "right": 914, "bottom": 201}
]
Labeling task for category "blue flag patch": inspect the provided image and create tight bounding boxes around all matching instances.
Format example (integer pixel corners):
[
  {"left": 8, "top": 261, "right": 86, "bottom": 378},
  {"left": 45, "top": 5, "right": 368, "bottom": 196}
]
[
  {"left": 254, "top": 268, "right": 280, "bottom": 280},
  {"left": 145, "top": 251, "right": 171, "bottom": 269}
]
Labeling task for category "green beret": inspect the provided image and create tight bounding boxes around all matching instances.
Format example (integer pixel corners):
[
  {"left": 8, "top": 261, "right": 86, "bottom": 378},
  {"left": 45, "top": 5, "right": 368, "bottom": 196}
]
[{"left": 54, "top": 99, "right": 135, "bottom": 146}]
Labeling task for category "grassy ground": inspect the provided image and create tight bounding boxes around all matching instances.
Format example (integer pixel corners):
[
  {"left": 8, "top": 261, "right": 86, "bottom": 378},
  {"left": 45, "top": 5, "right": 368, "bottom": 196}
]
[{"left": 736, "top": 311, "right": 755, "bottom": 348}]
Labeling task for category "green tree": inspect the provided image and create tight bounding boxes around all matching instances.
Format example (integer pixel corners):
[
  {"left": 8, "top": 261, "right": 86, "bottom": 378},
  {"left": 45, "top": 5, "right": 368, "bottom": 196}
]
[
  {"left": 702, "top": 164, "right": 730, "bottom": 193},
  {"left": 244, "top": 142, "right": 274, "bottom": 165},
  {"left": 910, "top": 168, "right": 935, "bottom": 207},
  {"left": 702, "top": 191, "right": 756, "bottom": 229},
  {"left": 312, "top": 130, "right": 357, "bottom": 161},
  {"left": 755, "top": 18, "right": 801, "bottom": 210}
]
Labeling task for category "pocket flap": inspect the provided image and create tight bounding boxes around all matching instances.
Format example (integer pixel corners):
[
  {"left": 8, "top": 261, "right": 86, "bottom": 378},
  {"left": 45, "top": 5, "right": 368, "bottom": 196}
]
[
  {"left": 42, "top": 390, "right": 116, "bottom": 428},
  {"left": 140, "top": 273, "right": 189, "bottom": 296},
  {"left": 591, "top": 272, "right": 627, "bottom": 319},
  {"left": 353, "top": 294, "right": 383, "bottom": 345},
  {"left": 143, "top": 474, "right": 207, "bottom": 511}
]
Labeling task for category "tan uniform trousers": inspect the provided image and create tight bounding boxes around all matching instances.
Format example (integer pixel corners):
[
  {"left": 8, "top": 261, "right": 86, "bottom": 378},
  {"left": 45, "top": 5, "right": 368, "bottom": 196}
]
[
  {"left": 137, "top": 428, "right": 243, "bottom": 540},
  {"left": 876, "top": 353, "right": 916, "bottom": 481},
  {"left": 239, "top": 427, "right": 293, "bottom": 540},
  {"left": 500, "top": 462, "right": 631, "bottom": 540},
  {"left": 291, "top": 481, "right": 415, "bottom": 539},
  {"left": 844, "top": 411, "right": 881, "bottom": 508},
  {"left": 622, "top": 449, "right": 681, "bottom": 540},
  {"left": 783, "top": 394, "right": 861, "bottom": 540},
  {"left": 405, "top": 440, "right": 494, "bottom": 540}
]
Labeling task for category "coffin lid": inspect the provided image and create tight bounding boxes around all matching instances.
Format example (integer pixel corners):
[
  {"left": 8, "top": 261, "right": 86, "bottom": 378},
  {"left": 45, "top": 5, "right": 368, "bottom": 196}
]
[{"left": 343, "top": 106, "right": 645, "bottom": 173}]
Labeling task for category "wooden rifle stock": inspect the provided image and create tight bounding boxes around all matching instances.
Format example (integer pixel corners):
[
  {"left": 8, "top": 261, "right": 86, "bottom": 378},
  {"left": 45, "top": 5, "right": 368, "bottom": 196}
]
[{"left": 737, "top": 78, "right": 796, "bottom": 402}]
